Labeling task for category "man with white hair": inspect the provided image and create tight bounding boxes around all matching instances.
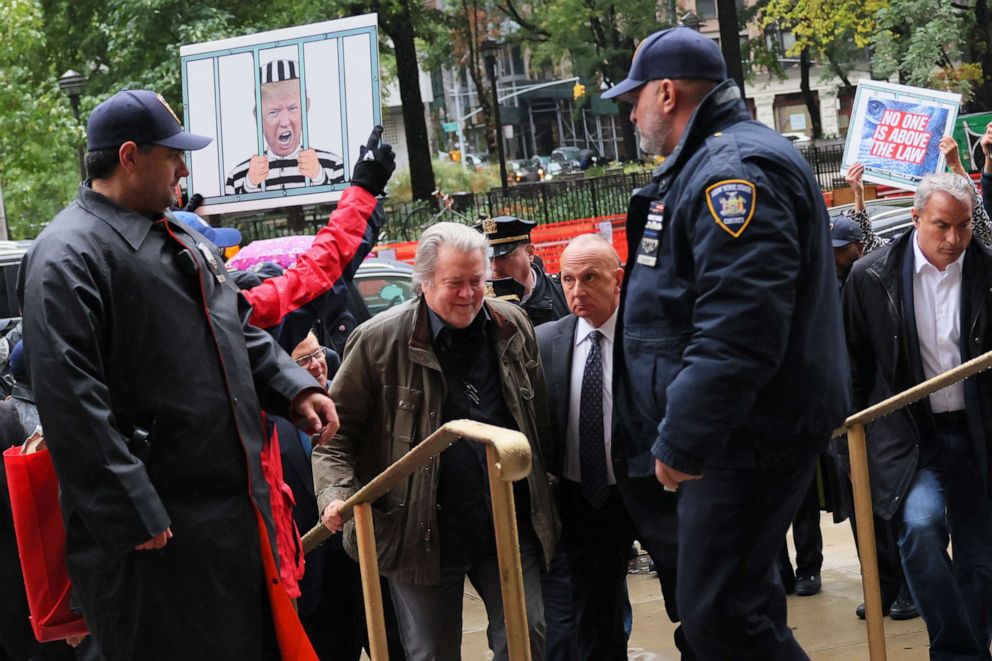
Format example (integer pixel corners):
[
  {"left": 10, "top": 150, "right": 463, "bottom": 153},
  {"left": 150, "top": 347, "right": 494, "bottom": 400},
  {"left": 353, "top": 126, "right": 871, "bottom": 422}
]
[
  {"left": 844, "top": 172, "right": 992, "bottom": 658},
  {"left": 312, "top": 222, "right": 558, "bottom": 660}
]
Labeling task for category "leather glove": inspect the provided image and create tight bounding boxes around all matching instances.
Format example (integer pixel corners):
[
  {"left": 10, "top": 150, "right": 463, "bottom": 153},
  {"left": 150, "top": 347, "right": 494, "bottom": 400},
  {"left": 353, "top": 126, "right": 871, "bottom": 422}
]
[
  {"left": 184, "top": 193, "right": 204, "bottom": 212},
  {"left": 351, "top": 143, "right": 396, "bottom": 196}
]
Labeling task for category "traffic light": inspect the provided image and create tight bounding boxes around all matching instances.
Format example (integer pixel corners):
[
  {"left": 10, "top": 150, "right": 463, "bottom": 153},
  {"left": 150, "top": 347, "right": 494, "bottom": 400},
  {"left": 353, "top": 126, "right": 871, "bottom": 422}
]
[{"left": 572, "top": 82, "right": 586, "bottom": 100}]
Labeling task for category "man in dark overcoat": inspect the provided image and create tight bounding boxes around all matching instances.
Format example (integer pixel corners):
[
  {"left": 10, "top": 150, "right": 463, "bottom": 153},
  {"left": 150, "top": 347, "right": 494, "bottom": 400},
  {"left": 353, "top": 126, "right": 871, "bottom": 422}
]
[{"left": 18, "top": 89, "right": 338, "bottom": 660}]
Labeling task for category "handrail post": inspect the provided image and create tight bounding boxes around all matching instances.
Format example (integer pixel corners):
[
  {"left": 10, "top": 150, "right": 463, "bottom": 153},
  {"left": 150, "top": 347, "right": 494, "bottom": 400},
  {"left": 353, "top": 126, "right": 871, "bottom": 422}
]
[
  {"left": 847, "top": 423, "right": 887, "bottom": 661},
  {"left": 486, "top": 444, "right": 532, "bottom": 661},
  {"left": 354, "top": 503, "right": 389, "bottom": 660}
]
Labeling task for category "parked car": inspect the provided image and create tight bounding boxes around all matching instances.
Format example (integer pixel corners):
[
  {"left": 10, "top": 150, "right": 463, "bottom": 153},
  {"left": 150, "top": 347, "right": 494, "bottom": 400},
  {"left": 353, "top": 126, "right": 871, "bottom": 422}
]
[
  {"left": 508, "top": 159, "right": 541, "bottom": 183},
  {"left": 829, "top": 196, "right": 915, "bottom": 243},
  {"left": 529, "top": 155, "right": 566, "bottom": 180},
  {"left": 463, "top": 153, "right": 488, "bottom": 170},
  {"left": 551, "top": 147, "right": 582, "bottom": 172},
  {"left": 577, "top": 148, "right": 606, "bottom": 170},
  {"left": 353, "top": 258, "right": 415, "bottom": 317},
  {"left": 828, "top": 196, "right": 914, "bottom": 223},
  {"left": 782, "top": 132, "right": 812, "bottom": 146},
  {"left": 0, "top": 241, "right": 30, "bottom": 319}
]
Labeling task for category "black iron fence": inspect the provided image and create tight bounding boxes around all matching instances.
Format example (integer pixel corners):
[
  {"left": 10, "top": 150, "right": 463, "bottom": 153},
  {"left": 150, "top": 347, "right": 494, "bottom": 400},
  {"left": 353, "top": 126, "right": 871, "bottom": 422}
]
[
  {"left": 227, "top": 145, "right": 845, "bottom": 244},
  {"left": 799, "top": 143, "right": 846, "bottom": 192}
]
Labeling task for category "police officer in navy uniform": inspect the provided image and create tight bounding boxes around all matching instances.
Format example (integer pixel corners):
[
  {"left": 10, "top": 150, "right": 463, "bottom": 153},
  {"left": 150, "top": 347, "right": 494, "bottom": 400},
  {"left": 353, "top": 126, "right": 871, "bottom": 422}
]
[
  {"left": 474, "top": 215, "right": 576, "bottom": 661},
  {"left": 603, "top": 29, "right": 850, "bottom": 659},
  {"left": 475, "top": 216, "right": 569, "bottom": 326}
]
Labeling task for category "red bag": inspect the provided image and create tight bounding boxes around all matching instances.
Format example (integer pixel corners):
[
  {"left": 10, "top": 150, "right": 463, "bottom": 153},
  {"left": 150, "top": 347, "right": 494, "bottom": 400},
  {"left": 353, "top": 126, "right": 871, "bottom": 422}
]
[{"left": 2, "top": 445, "right": 89, "bottom": 642}]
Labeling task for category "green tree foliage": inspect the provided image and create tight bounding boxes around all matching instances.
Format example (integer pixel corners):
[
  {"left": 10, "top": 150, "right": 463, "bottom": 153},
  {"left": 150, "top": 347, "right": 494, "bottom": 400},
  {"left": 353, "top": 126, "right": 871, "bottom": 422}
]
[
  {"left": 0, "top": 0, "right": 81, "bottom": 238},
  {"left": 495, "top": 0, "right": 666, "bottom": 159},
  {"left": 1, "top": 0, "right": 441, "bottom": 238},
  {"left": 871, "top": 0, "right": 982, "bottom": 102}
]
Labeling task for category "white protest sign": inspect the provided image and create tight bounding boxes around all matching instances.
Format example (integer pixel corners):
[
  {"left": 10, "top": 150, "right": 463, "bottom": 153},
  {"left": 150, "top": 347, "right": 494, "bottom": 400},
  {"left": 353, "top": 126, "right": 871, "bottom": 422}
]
[{"left": 180, "top": 14, "right": 381, "bottom": 215}]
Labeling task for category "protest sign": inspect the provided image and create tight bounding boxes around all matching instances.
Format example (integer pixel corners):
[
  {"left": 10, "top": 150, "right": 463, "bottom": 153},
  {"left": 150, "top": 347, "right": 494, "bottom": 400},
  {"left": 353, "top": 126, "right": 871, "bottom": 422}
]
[
  {"left": 180, "top": 14, "right": 381, "bottom": 215},
  {"left": 953, "top": 111, "right": 992, "bottom": 173},
  {"left": 841, "top": 80, "right": 960, "bottom": 191}
]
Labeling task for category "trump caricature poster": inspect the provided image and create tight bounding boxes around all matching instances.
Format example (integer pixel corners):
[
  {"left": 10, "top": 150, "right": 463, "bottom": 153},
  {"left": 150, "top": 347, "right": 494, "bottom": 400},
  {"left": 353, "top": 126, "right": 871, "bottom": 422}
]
[
  {"left": 180, "top": 14, "right": 381, "bottom": 215},
  {"left": 841, "top": 80, "right": 960, "bottom": 192}
]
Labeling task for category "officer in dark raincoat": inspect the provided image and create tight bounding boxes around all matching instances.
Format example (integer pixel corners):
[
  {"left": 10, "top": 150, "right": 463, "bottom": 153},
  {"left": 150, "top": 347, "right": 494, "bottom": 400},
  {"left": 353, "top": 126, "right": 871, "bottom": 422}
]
[
  {"left": 603, "top": 30, "right": 849, "bottom": 659},
  {"left": 18, "top": 90, "right": 338, "bottom": 660}
]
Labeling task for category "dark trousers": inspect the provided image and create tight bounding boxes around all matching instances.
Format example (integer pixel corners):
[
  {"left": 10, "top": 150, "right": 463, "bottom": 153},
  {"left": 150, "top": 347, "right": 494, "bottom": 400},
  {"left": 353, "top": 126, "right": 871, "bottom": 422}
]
[
  {"left": 677, "top": 457, "right": 817, "bottom": 661},
  {"left": 559, "top": 480, "right": 636, "bottom": 661},
  {"left": 616, "top": 475, "right": 691, "bottom": 657},
  {"left": 540, "top": 546, "right": 578, "bottom": 661},
  {"left": 299, "top": 548, "right": 406, "bottom": 661},
  {"left": 778, "top": 469, "right": 823, "bottom": 582},
  {"left": 837, "top": 469, "right": 906, "bottom": 606}
]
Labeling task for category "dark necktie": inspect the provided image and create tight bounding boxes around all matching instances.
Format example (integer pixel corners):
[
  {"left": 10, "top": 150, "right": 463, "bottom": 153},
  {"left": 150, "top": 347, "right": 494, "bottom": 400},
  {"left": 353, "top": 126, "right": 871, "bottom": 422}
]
[{"left": 579, "top": 330, "right": 609, "bottom": 508}]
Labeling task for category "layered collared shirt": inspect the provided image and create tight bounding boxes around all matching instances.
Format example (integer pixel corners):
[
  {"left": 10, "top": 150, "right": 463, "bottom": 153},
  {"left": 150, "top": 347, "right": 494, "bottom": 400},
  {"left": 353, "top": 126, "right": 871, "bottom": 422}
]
[
  {"left": 564, "top": 309, "right": 618, "bottom": 484},
  {"left": 913, "top": 232, "right": 966, "bottom": 413}
]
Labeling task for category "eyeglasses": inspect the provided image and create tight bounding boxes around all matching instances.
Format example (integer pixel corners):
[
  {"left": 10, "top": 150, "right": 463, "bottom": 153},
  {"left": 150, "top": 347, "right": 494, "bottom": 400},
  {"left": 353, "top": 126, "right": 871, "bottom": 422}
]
[{"left": 294, "top": 347, "right": 325, "bottom": 368}]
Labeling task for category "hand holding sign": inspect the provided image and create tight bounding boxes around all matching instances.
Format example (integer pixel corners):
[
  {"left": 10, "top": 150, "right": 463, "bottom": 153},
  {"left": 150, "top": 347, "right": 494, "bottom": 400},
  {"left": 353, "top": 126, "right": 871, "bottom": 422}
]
[
  {"left": 845, "top": 162, "right": 865, "bottom": 194},
  {"left": 939, "top": 136, "right": 965, "bottom": 175},
  {"left": 978, "top": 122, "right": 992, "bottom": 173}
]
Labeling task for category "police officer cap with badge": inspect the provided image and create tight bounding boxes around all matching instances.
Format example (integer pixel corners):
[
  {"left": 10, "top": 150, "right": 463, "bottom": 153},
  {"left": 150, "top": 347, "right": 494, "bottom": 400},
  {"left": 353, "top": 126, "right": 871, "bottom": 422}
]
[
  {"left": 473, "top": 215, "right": 569, "bottom": 325},
  {"left": 475, "top": 215, "right": 535, "bottom": 257},
  {"left": 605, "top": 26, "right": 851, "bottom": 660}
]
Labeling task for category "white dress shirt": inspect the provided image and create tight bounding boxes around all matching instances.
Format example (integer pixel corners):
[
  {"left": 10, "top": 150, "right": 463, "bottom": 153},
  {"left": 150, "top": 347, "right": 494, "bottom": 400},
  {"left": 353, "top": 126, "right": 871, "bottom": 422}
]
[
  {"left": 912, "top": 232, "right": 966, "bottom": 412},
  {"left": 564, "top": 309, "right": 617, "bottom": 484}
]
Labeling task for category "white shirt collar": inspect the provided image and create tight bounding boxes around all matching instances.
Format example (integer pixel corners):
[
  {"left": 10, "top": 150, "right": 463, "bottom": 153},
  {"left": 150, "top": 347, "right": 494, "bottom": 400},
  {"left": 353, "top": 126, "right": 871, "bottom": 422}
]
[
  {"left": 575, "top": 308, "right": 618, "bottom": 346},
  {"left": 913, "top": 230, "right": 966, "bottom": 275}
]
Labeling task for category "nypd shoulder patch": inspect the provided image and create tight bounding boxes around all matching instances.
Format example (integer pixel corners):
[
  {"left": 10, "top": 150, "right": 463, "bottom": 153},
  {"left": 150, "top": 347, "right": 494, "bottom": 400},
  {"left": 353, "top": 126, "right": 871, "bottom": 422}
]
[{"left": 705, "top": 179, "right": 756, "bottom": 238}]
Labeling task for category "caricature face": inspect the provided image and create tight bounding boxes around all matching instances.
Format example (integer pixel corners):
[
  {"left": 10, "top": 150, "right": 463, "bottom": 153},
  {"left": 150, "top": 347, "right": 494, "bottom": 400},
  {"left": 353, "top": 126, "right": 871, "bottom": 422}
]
[{"left": 260, "top": 80, "right": 304, "bottom": 157}]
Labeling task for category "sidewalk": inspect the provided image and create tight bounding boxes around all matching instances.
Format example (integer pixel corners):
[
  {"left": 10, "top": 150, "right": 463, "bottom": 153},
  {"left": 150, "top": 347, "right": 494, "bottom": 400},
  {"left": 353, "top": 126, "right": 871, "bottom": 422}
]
[{"left": 460, "top": 512, "right": 931, "bottom": 659}]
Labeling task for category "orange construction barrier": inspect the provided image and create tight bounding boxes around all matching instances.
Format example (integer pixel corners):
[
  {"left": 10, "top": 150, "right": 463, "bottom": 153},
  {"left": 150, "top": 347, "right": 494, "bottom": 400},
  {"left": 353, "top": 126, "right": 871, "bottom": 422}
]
[{"left": 372, "top": 214, "right": 629, "bottom": 274}]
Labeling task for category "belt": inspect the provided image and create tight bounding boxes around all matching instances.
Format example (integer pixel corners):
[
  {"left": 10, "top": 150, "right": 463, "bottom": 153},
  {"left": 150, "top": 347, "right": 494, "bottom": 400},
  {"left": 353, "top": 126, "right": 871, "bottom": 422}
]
[{"left": 933, "top": 410, "right": 968, "bottom": 427}]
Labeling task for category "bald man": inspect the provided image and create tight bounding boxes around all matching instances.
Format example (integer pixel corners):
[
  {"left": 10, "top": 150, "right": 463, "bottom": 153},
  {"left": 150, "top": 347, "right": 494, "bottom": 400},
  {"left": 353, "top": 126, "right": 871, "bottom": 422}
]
[{"left": 536, "top": 234, "right": 684, "bottom": 659}]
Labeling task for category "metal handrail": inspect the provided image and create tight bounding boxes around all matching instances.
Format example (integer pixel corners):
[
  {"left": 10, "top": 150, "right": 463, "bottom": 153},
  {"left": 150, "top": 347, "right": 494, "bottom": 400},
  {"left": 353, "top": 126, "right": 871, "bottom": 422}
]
[
  {"left": 837, "top": 348, "right": 992, "bottom": 660},
  {"left": 301, "top": 419, "right": 535, "bottom": 661}
]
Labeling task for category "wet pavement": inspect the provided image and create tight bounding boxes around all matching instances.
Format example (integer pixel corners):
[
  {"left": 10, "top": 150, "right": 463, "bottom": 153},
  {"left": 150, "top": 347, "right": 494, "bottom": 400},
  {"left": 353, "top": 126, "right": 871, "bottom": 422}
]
[{"left": 459, "top": 512, "right": 932, "bottom": 659}]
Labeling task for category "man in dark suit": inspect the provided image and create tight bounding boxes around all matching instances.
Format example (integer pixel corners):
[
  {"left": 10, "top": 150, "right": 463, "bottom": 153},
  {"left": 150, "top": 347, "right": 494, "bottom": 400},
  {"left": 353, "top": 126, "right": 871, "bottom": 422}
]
[{"left": 536, "top": 234, "right": 682, "bottom": 659}]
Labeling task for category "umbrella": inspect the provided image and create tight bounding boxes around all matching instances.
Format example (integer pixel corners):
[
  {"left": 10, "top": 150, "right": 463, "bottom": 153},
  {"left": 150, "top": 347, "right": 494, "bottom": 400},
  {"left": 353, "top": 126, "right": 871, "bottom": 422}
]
[{"left": 226, "top": 235, "right": 316, "bottom": 271}]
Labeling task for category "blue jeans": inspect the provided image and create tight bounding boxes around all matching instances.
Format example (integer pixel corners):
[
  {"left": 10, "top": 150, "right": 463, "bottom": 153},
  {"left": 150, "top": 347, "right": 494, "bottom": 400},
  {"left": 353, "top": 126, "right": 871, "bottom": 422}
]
[{"left": 897, "top": 432, "right": 992, "bottom": 660}]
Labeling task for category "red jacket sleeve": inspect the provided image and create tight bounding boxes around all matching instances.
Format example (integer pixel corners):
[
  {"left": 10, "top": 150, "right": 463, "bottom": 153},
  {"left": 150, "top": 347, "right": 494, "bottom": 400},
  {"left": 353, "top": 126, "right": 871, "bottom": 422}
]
[{"left": 245, "top": 186, "right": 377, "bottom": 329}]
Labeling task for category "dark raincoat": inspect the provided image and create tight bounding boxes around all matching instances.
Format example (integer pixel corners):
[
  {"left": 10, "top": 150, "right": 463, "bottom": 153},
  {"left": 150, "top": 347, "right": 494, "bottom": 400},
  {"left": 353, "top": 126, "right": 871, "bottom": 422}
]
[{"left": 18, "top": 184, "right": 321, "bottom": 660}]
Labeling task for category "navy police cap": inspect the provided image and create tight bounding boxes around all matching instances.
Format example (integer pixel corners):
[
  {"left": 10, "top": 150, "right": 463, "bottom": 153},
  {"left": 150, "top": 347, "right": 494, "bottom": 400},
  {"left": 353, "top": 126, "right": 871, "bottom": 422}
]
[
  {"left": 601, "top": 27, "right": 728, "bottom": 101},
  {"left": 87, "top": 90, "right": 212, "bottom": 152},
  {"left": 830, "top": 216, "right": 865, "bottom": 248},
  {"left": 473, "top": 215, "right": 537, "bottom": 257}
]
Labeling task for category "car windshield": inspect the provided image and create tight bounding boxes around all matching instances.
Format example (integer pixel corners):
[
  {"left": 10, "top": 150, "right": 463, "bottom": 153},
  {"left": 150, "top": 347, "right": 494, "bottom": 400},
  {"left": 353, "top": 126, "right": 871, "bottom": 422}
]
[{"left": 356, "top": 273, "right": 415, "bottom": 316}]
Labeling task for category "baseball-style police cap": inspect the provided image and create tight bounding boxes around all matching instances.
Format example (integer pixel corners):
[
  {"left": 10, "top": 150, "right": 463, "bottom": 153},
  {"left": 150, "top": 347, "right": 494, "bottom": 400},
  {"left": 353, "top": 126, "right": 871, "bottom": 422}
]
[
  {"left": 171, "top": 211, "right": 242, "bottom": 249},
  {"left": 601, "top": 27, "right": 728, "bottom": 101},
  {"left": 473, "top": 215, "right": 537, "bottom": 257},
  {"left": 87, "top": 90, "right": 212, "bottom": 151},
  {"left": 830, "top": 216, "right": 865, "bottom": 248}
]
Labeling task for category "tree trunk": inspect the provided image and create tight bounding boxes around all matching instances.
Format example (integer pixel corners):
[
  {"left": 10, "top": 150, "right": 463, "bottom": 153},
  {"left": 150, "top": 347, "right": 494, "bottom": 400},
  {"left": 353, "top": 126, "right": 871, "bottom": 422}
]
[
  {"left": 462, "top": 0, "right": 496, "bottom": 156},
  {"left": 382, "top": 6, "right": 437, "bottom": 201},
  {"left": 717, "top": 0, "right": 746, "bottom": 96},
  {"left": 617, "top": 102, "right": 637, "bottom": 160},
  {"left": 800, "top": 47, "right": 822, "bottom": 139}
]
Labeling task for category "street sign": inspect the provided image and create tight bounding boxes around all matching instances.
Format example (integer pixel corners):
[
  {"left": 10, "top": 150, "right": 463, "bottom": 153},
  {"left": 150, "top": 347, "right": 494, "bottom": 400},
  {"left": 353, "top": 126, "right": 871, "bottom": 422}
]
[{"left": 441, "top": 121, "right": 459, "bottom": 133}]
